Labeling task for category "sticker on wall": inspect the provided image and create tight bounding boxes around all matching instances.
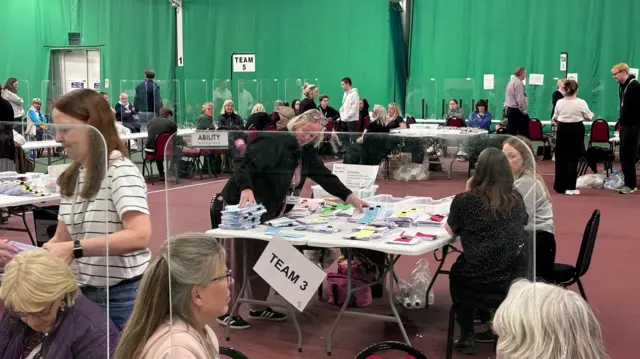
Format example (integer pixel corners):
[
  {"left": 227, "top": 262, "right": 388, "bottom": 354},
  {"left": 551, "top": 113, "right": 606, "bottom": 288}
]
[
  {"left": 483, "top": 74, "right": 494, "bottom": 90},
  {"left": 105, "top": 78, "right": 110, "bottom": 88},
  {"left": 70, "top": 81, "right": 85, "bottom": 89},
  {"left": 567, "top": 73, "right": 578, "bottom": 83},
  {"left": 93, "top": 82, "right": 100, "bottom": 89},
  {"left": 629, "top": 68, "right": 639, "bottom": 78},
  {"left": 528, "top": 74, "right": 544, "bottom": 86}
]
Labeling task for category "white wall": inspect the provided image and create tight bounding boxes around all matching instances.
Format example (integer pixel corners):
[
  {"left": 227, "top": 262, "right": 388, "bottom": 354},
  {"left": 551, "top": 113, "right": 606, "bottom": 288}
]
[{"left": 61, "top": 50, "right": 100, "bottom": 94}]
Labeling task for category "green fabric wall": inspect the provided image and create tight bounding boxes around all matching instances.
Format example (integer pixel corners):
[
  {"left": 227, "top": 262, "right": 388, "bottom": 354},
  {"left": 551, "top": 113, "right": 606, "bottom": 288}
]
[
  {"left": 0, "top": 0, "right": 175, "bottom": 113},
  {"left": 182, "top": 0, "right": 394, "bottom": 119},
  {"left": 408, "top": 0, "right": 640, "bottom": 122}
]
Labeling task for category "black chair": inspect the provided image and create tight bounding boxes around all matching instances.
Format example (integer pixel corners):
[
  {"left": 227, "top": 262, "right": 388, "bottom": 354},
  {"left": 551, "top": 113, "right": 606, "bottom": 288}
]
[
  {"left": 220, "top": 346, "right": 249, "bottom": 359},
  {"left": 210, "top": 193, "right": 224, "bottom": 229},
  {"left": 445, "top": 295, "right": 502, "bottom": 359},
  {"left": 354, "top": 341, "right": 428, "bottom": 359},
  {"left": 551, "top": 209, "right": 600, "bottom": 302}
]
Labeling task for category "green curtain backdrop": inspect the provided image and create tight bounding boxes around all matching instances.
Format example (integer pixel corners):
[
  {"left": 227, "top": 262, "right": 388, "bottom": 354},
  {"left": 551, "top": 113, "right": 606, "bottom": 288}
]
[
  {"left": 182, "top": 0, "right": 394, "bottom": 119},
  {"left": 0, "top": 0, "right": 175, "bottom": 113},
  {"left": 408, "top": 0, "right": 640, "bottom": 122},
  {"left": 389, "top": 1, "right": 408, "bottom": 111}
]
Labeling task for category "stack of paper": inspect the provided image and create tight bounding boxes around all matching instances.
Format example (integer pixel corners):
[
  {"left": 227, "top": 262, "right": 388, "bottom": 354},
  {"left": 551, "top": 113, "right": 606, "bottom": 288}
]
[
  {"left": 295, "top": 224, "right": 341, "bottom": 234},
  {"left": 415, "top": 214, "right": 447, "bottom": 226},
  {"left": 388, "top": 208, "right": 421, "bottom": 227},
  {"left": 349, "top": 205, "right": 391, "bottom": 224},
  {"left": 219, "top": 204, "right": 267, "bottom": 230}
]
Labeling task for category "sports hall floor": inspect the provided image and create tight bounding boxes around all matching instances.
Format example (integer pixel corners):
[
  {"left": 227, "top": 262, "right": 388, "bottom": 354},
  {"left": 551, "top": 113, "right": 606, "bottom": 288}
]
[{"left": 1, "top": 159, "right": 636, "bottom": 358}]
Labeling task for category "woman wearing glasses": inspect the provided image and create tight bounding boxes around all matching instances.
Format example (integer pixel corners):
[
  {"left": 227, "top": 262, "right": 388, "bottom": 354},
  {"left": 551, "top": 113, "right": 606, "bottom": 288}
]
[
  {"left": 114, "top": 233, "right": 225, "bottom": 359},
  {"left": 215, "top": 109, "right": 368, "bottom": 329},
  {"left": 0, "top": 250, "right": 119, "bottom": 359}
]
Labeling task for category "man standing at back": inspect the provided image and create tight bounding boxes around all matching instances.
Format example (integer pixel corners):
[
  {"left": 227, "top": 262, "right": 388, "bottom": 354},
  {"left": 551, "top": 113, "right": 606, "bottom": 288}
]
[
  {"left": 504, "top": 67, "right": 530, "bottom": 138},
  {"left": 339, "top": 77, "right": 359, "bottom": 144},
  {"left": 134, "top": 69, "right": 163, "bottom": 130},
  {"left": 612, "top": 62, "right": 640, "bottom": 194}
]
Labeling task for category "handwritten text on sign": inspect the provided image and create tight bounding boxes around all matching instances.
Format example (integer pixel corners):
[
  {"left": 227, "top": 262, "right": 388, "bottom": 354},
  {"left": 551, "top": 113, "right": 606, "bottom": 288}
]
[
  {"left": 331, "top": 163, "right": 379, "bottom": 188},
  {"left": 232, "top": 53, "right": 256, "bottom": 72},
  {"left": 253, "top": 236, "right": 326, "bottom": 312},
  {"left": 190, "top": 131, "right": 229, "bottom": 148}
]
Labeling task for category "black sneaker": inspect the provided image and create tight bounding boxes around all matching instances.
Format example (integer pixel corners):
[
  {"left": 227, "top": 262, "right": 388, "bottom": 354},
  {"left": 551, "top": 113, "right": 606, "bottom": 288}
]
[
  {"left": 216, "top": 314, "right": 250, "bottom": 329},
  {"left": 248, "top": 307, "right": 288, "bottom": 322},
  {"left": 474, "top": 329, "right": 496, "bottom": 343}
]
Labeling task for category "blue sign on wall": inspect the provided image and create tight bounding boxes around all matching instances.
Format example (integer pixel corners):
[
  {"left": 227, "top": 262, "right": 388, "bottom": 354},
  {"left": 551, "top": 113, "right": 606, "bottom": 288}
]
[
  {"left": 94, "top": 82, "right": 100, "bottom": 89},
  {"left": 71, "top": 82, "right": 85, "bottom": 89}
]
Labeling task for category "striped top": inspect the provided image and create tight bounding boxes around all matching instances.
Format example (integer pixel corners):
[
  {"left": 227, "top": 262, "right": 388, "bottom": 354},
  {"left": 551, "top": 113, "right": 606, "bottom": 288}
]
[{"left": 58, "top": 151, "right": 151, "bottom": 287}]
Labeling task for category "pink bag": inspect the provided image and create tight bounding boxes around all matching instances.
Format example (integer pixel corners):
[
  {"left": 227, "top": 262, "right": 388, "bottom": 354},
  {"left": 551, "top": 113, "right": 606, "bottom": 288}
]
[{"left": 326, "top": 273, "right": 372, "bottom": 308}]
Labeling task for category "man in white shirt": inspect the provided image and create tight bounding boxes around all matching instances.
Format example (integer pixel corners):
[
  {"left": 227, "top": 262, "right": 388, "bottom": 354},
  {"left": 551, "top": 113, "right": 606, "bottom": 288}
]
[
  {"left": 504, "top": 67, "right": 530, "bottom": 138},
  {"left": 338, "top": 77, "right": 360, "bottom": 144}
]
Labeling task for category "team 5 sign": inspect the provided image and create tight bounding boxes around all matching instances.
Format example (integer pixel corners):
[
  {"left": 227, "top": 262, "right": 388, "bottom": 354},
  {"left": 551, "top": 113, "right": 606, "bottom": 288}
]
[
  {"left": 253, "top": 236, "right": 327, "bottom": 312},
  {"left": 232, "top": 53, "right": 256, "bottom": 73}
]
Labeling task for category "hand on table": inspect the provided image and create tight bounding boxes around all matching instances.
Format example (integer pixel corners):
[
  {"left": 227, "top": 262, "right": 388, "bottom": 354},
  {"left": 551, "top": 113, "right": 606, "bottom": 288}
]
[
  {"left": 346, "top": 194, "right": 369, "bottom": 212},
  {"left": 239, "top": 189, "right": 256, "bottom": 208},
  {"left": 43, "top": 241, "right": 74, "bottom": 262},
  {"left": 0, "top": 239, "right": 18, "bottom": 266},
  {"left": 356, "top": 136, "right": 364, "bottom": 144}
]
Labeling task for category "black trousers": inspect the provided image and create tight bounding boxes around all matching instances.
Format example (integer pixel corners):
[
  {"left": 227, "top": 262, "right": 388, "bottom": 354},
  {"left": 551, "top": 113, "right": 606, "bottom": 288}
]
[
  {"left": 339, "top": 121, "right": 358, "bottom": 145},
  {"left": 554, "top": 122, "right": 585, "bottom": 193},
  {"left": 619, "top": 125, "right": 639, "bottom": 189},
  {"left": 506, "top": 107, "right": 530, "bottom": 139},
  {"left": 534, "top": 230, "right": 556, "bottom": 282}
]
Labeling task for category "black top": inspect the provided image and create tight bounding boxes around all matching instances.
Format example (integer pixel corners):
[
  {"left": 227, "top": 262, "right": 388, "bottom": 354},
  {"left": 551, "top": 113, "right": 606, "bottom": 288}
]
[
  {"left": 0, "top": 96, "right": 15, "bottom": 160},
  {"left": 114, "top": 103, "right": 137, "bottom": 123},
  {"left": 216, "top": 113, "right": 244, "bottom": 130},
  {"left": 298, "top": 98, "right": 317, "bottom": 115},
  {"left": 246, "top": 112, "right": 272, "bottom": 130},
  {"left": 146, "top": 117, "right": 178, "bottom": 150},
  {"left": 365, "top": 120, "right": 392, "bottom": 134},
  {"left": 388, "top": 116, "right": 405, "bottom": 129},
  {"left": 134, "top": 80, "right": 163, "bottom": 113},
  {"left": 221, "top": 131, "right": 352, "bottom": 219},
  {"left": 551, "top": 90, "right": 564, "bottom": 119},
  {"left": 447, "top": 192, "right": 528, "bottom": 286},
  {"left": 319, "top": 105, "right": 340, "bottom": 121},
  {"left": 195, "top": 115, "right": 215, "bottom": 130},
  {"left": 619, "top": 75, "right": 640, "bottom": 126}
]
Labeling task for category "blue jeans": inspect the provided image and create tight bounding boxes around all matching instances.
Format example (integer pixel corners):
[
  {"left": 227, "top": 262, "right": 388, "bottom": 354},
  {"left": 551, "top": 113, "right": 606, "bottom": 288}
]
[{"left": 81, "top": 278, "right": 141, "bottom": 330}]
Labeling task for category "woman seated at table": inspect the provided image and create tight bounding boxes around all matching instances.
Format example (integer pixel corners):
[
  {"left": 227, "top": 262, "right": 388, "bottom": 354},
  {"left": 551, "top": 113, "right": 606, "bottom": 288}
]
[
  {"left": 216, "top": 99, "right": 246, "bottom": 166},
  {"left": 492, "top": 279, "right": 608, "bottom": 359},
  {"left": 114, "top": 233, "right": 224, "bottom": 359},
  {"left": 347, "top": 104, "right": 392, "bottom": 165},
  {"left": 466, "top": 99, "right": 492, "bottom": 130},
  {"left": 445, "top": 147, "right": 528, "bottom": 354},
  {"left": 444, "top": 98, "right": 464, "bottom": 120},
  {"left": 216, "top": 109, "right": 368, "bottom": 329},
  {"left": 195, "top": 102, "right": 215, "bottom": 130},
  {"left": 0, "top": 250, "right": 119, "bottom": 359},
  {"left": 503, "top": 136, "right": 556, "bottom": 281}
]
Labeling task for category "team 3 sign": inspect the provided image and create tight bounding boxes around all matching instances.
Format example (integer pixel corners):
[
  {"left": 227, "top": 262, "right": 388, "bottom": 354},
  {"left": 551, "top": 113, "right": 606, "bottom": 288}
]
[
  {"left": 232, "top": 53, "right": 255, "bottom": 73},
  {"left": 253, "top": 236, "right": 327, "bottom": 312}
]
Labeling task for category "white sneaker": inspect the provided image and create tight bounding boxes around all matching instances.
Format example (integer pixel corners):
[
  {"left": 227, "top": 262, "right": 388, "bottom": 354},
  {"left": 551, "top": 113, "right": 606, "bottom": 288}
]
[
  {"left": 426, "top": 146, "right": 435, "bottom": 154},
  {"left": 565, "top": 189, "right": 580, "bottom": 195},
  {"left": 456, "top": 150, "right": 468, "bottom": 157}
]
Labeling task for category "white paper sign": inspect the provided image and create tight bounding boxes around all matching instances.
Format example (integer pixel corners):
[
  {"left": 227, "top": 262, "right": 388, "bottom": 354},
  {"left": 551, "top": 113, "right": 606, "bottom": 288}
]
[
  {"left": 47, "top": 164, "right": 70, "bottom": 180},
  {"left": 560, "top": 53, "right": 567, "bottom": 71},
  {"left": 190, "top": 131, "right": 229, "bottom": 147},
  {"left": 567, "top": 73, "right": 578, "bottom": 83},
  {"left": 232, "top": 53, "right": 256, "bottom": 72},
  {"left": 630, "top": 68, "right": 639, "bottom": 78},
  {"left": 483, "top": 74, "right": 494, "bottom": 90},
  {"left": 105, "top": 78, "right": 110, "bottom": 88},
  {"left": 253, "top": 236, "right": 327, "bottom": 312},
  {"left": 331, "top": 163, "right": 378, "bottom": 188},
  {"left": 529, "top": 74, "right": 544, "bottom": 86}
]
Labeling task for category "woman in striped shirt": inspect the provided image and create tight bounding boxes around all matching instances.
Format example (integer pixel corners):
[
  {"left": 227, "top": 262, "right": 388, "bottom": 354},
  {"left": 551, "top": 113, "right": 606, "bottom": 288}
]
[{"left": 43, "top": 89, "right": 152, "bottom": 330}]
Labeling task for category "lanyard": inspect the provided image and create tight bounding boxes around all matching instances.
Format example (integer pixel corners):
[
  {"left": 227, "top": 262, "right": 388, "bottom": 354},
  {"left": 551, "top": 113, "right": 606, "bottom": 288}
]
[
  {"left": 24, "top": 343, "right": 43, "bottom": 359},
  {"left": 622, "top": 79, "right": 637, "bottom": 106}
]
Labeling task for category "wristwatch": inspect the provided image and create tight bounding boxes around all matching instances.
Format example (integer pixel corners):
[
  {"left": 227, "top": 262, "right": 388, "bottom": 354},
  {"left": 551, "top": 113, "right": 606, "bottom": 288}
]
[{"left": 73, "top": 239, "right": 83, "bottom": 259}]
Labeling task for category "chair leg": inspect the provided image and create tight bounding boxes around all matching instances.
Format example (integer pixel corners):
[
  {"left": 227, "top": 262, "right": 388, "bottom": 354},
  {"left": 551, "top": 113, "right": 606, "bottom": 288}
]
[
  {"left": 149, "top": 160, "right": 155, "bottom": 186},
  {"left": 576, "top": 279, "right": 588, "bottom": 302},
  {"left": 445, "top": 303, "right": 457, "bottom": 359}
]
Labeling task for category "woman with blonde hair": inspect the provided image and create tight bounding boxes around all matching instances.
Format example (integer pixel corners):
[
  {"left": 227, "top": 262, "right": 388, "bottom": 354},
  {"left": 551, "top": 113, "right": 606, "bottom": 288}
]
[
  {"left": 298, "top": 83, "right": 319, "bottom": 114},
  {"left": 0, "top": 250, "right": 119, "bottom": 359},
  {"left": 114, "top": 233, "right": 226, "bottom": 359},
  {"left": 42, "top": 89, "right": 152, "bottom": 329},
  {"left": 387, "top": 102, "right": 406, "bottom": 129},
  {"left": 493, "top": 279, "right": 608, "bottom": 359},
  {"left": 215, "top": 109, "right": 368, "bottom": 329},
  {"left": 251, "top": 103, "right": 265, "bottom": 114},
  {"left": 196, "top": 102, "right": 215, "bottom": 130}
]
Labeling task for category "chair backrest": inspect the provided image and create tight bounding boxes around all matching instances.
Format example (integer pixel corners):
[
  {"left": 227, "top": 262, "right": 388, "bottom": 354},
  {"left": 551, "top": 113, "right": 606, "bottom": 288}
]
[
  {"left": 528, "top": 118, "right": 544, "bottom": 141},
  {"left": 446, "top": 117, "right": 463, "bottom": 127},
  {"left": 264, "top": 123, "right": 277, "bottom": 131},
  {"left": 354, "top": 341, "right": 428, "bottom": 359},
  {"left": 219, "top": 346, "right": 249, "bottom": 359},
  {"left": 406, "top": 116, "right": 417, "bottom": 128},
  {"left": 590, "top": 118, "right": 610, "bottom": 143},
  {"left": 325, "top": 119, "right": 334, "bottom": 132},
  {"left": 152, "top": 132, "right": 173, "bottom": 160},
  {"left": 576, "top": 209, "right": 600, "bottom": 277},
  {"left": 246, "top": 127, "right": 259, "bottom": 144},
  {"left": 615, "top": 121, "right": 621, "bottom": 131}
]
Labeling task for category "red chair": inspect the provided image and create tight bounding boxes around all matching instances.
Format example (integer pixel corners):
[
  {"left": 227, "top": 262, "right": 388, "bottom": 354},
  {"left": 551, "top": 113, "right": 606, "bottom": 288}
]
[
  {"left": 264, "top": 123, "right": 277, "bottom": 131},
  {"left": 446, "top": 117, "right": 463, "bottom": 127},
  {"left": 588, "top": 118, "right": 609, "bottom": 148},
  {"left": 528, "top": 117, "right": 550, "bottom": 143},
  {"left": 246, "top": 126, "right": 259, "bottom": 144},
  {"left": 406, "top": 116, "right": 417, "bottom": 128},
  {"left": 615, "top": 121, "right": 620, "bottom": 131},
  {"left": 142, "top": 132, "right": 173, "bottom": 185}
]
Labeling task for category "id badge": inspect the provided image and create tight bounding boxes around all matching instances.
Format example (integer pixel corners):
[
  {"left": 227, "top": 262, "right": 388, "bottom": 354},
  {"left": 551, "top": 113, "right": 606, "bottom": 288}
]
[{"left": 286, "top": 195, "right": 299, "bottom": 205}]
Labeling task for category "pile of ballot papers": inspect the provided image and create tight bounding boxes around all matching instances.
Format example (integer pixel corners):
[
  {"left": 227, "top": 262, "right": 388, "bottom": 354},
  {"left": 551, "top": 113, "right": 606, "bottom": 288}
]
[{"left": 220, "top": 204, "right": 267, "bottom": 230}]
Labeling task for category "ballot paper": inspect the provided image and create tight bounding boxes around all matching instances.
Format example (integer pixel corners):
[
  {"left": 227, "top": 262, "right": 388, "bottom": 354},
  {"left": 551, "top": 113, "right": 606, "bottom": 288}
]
[{"left": 220, "top": 203, "right": 267, "bottom": 230}]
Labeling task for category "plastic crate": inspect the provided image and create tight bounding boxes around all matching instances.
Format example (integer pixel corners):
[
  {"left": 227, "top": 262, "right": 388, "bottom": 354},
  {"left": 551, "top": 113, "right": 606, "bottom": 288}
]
[
  {"left": 397, "top": 197, "right": 434, "bottom": 206},
  {"left": 362, "top": 194, "right": 408, "bottom": 203},
  {"left": 311, "top": 185, "right": 378, "bottom": 200}
]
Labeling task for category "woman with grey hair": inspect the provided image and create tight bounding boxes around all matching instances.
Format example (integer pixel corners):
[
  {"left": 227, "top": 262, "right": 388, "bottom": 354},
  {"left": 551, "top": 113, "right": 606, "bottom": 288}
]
[{"left": 493, "top": 279, "right": 608, "bottom": 359}]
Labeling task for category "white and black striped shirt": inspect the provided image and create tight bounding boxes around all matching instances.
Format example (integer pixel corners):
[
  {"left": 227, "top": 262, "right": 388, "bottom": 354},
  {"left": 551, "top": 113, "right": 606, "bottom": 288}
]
[{"left": 58, "top": 151, "right": 151, "bottom": 287}]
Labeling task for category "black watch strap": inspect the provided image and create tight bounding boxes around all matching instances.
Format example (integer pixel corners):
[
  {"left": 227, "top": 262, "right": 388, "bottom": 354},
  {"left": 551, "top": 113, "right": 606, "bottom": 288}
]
[{"left": 73, "top": 239, "right": 83, "bottom": 259}]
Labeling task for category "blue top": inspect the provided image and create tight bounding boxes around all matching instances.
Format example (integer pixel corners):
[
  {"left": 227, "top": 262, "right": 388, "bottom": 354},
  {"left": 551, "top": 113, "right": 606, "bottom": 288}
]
[
  {"left": 27, "top": 109, "right": 45, "bottom": 124},
  {"left": 466, "top": 111, "right": 492, "bottom": 130}
]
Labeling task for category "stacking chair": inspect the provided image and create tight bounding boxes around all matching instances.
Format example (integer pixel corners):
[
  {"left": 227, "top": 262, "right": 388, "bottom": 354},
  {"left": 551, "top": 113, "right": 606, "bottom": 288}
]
[
  {"left": 142, "top": 132, "right": 173, "bottom": 185},
  {"left": 445, "top": 117, "right": 464, "bottom": 127},
  {"left": 219, "top": 346, "right": 249, "bottom": 359},
  {"left": 355, "top": 341, "right": 428, "bottom": 359},
  {"left": 588, "top": 118, "right": 610, "bottom": 148}
]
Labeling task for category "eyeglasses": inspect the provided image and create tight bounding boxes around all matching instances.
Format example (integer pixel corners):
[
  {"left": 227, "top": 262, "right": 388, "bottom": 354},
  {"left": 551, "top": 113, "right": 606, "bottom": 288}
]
[
  {"left": 211, "top": 269, "right": 233, "bottom": 286},
  {"left": 11, "top": 302, "right": 54, "bottom": 318},
  {"left": 311, "top": 114, "right": 329, "bottom": 126}
]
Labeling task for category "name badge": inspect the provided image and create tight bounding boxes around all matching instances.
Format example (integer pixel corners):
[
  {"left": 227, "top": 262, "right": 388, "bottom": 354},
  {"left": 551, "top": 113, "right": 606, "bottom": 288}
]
[{"left": 286, "top": 196, "right": 299, "bottom": 205}]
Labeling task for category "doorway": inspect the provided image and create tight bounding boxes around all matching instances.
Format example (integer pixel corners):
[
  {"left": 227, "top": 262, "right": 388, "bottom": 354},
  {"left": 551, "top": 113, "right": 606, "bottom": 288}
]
[{"left": 46, "top": 49, "right": 100, "bottom": 112}]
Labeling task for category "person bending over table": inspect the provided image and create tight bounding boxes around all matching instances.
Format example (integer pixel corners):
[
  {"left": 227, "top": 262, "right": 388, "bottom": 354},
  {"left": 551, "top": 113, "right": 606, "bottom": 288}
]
[
  {"left": 217, "top": 109, "right": 368, "bottom": 330},
  {"left": 114, "top": 233, "right": 224, "bottom": 359},
  {"left": 0, "top": 250, "right": 119, "bottom": 359},
  {"left": 445, "top": 147, "right": 529, "bottom": 355},
  {"left": 503, "top": 136, "right": 556, "bottom": 282},
  {"left": 43, "top": 89, "right": 152, "bottom": 330}
]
